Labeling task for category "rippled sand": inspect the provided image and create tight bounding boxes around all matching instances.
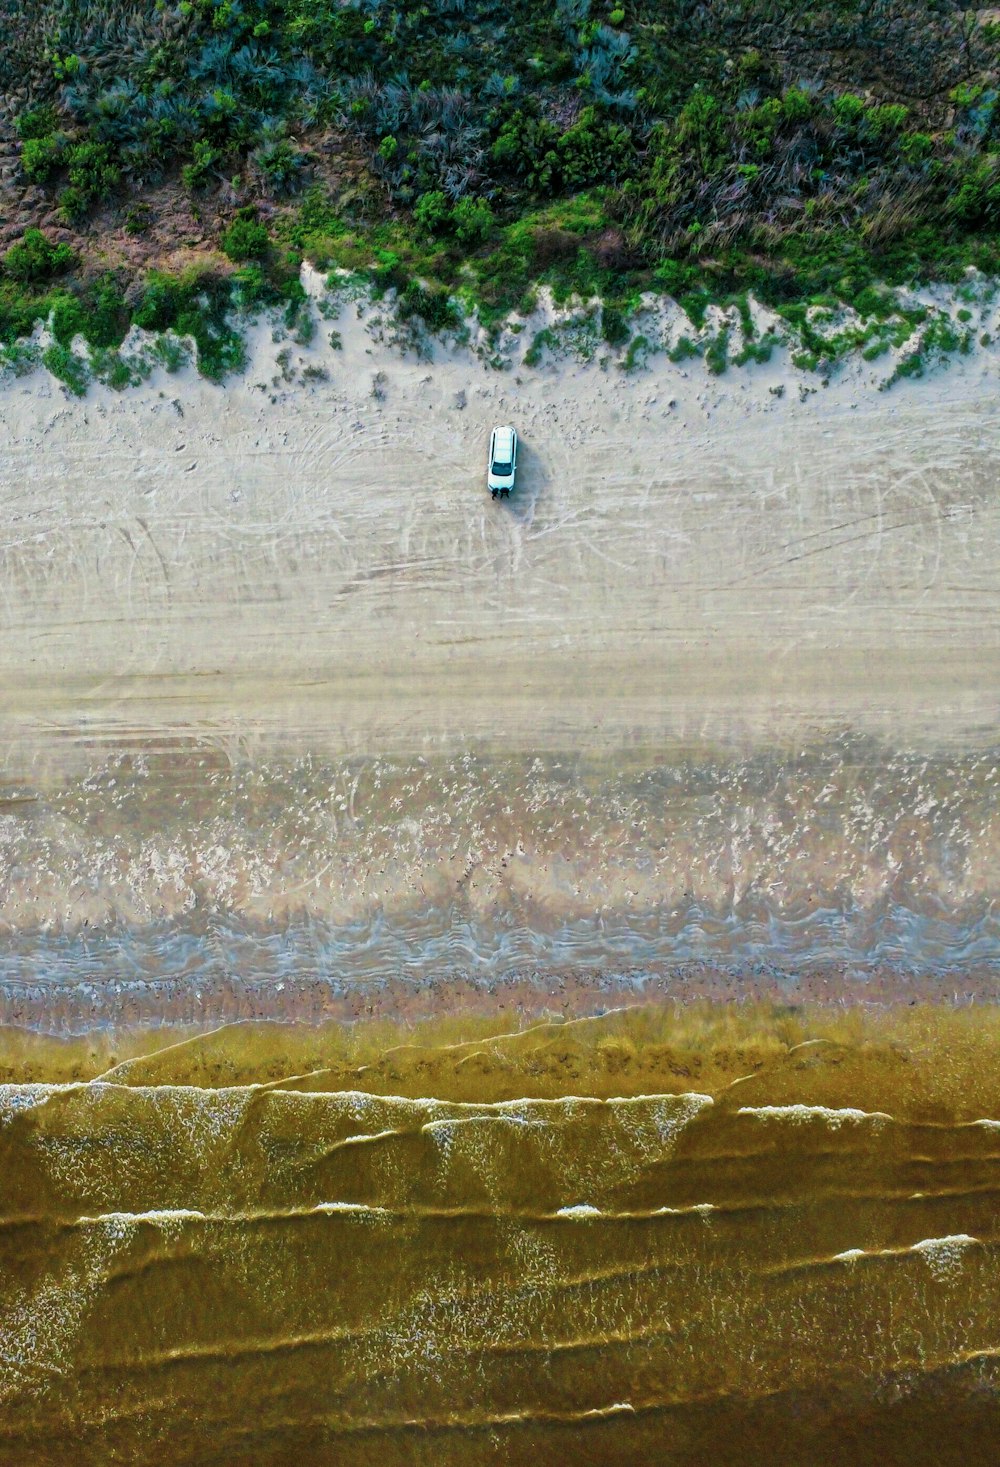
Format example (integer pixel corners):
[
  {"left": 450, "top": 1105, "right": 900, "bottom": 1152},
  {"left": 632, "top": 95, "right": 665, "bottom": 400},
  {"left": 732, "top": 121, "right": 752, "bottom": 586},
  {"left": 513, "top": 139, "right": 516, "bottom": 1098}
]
[{"left": 2, "top": 1007, "right": 1000, "bottom": 1465}]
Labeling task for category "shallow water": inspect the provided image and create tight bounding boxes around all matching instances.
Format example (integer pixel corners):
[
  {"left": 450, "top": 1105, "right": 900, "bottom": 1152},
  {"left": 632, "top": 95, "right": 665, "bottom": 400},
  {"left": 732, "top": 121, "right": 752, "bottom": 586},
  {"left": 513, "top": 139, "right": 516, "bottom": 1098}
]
[
  {"left": 2, "top": 738, "right": 1000, "bottom": 1028},
  {"left": 2, "top": 1008, "right": 1000, "bottom": 1465},
  {"left": 3, "top": 736, "right": 1000, "bottom": 1459}
]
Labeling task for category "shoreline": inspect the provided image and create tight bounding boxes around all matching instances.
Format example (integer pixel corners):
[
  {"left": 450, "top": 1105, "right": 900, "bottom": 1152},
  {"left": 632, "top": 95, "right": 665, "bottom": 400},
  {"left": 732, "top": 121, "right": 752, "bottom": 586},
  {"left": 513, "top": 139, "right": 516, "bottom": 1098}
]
[
  {"left": 1, "top": 956, "right": 998, "bottom": 1041},
  {"left": 3, "top": 982, "right": 1000, "bottom": 1117}
]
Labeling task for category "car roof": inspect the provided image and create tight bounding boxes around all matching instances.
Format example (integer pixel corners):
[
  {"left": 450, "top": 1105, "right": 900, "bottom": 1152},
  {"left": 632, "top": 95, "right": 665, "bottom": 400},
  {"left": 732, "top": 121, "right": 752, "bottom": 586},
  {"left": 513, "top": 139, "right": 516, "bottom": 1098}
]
[{"left": 492, "top": 425, "right": 516, "bottom": 450}]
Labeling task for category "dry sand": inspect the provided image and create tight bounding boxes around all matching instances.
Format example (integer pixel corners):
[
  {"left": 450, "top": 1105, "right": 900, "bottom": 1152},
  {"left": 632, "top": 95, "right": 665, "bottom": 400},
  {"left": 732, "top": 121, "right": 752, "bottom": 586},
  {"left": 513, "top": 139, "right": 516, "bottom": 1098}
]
[{"left": 0, "top": 280, "right": 998, "bottom": 784}]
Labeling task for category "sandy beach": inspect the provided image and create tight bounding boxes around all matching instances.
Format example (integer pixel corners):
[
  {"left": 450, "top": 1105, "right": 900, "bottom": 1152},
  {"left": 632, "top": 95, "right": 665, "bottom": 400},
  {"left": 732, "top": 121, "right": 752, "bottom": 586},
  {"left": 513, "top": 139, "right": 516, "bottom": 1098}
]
[
  {"left": 0, "top": 283, "right": 998, "bottom": 1022},
  {"left": 1, "top": 284, "right": 999, "bottom": 775}
]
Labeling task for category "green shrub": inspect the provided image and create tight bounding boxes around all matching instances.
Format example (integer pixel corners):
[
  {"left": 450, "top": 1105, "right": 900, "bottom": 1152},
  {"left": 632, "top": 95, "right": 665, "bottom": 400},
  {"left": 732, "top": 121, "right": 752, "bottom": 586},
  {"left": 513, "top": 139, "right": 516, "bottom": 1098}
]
[
  {"left": 221, "top": 211, "right": 270, "bottom": 261},
  {"left": 0, "top": 341, "right": 41, "bottom": 377},
  {"left": 674, "top": 90, "right": 727, "bottom": 170},
  {"left": 42, "top": 342, "right": 89, "bottom": 395},
  {"left": 253, "top": 139, "right": 305, "bottom": 195},
  {"left": 668, "top": 334, "right": 700, "bottom": 363},
  {"left": 179, "top": 311, "right": 247, "bottom": 379},
  {"left": 624, "top": 333, "right": 651, "bottom": 371},
  {"left": 15, "top": 107, "right": 57, "bottom": 142},
  {"left": 452, "top": 197, "right": 494, "bottom": 247},
  {"left": 92, "top": 349, "right": 150, "bottom": 390},
  {"left": 57, "top": 188, "right": 87, "bottom": 225},
  {"left": 21, "top": 135, "right": 65, "bottom": 183},
  {"left": 132, "top": 274, "right": 184, "bottom": 333},
  {"left": 524, "top": 326, "right": 558, "bottom": 366},
  {"left": 80, "top": 278, "right": 129, "bottom": 349},
  {"left": 866, "top": 103, "right": 909, "bottom": 137},
  {"left": 559, "top": 110, "right": 635, "bottom": 188},
  {"left": 737, "top": 98, "right": 782, "bottom": 157},
  {"left": 3, "top": 229, "right": 75, "bottom": 283},
  {"left": 601, "top": 304, "right": 630, "bottom": 347},
  {"left": 679, "top": 290, "right": 712, "bottom": 329},
  {"left": 898, "top": 132, "right": 934, "bottom": 164},
  {"left": 398, "top": 280, "right": 460, "bottom": 333},
  {"left": 182, "top": 139, "right": 220, "bottom": 191},
  {"left": 151, "top": 334, "right": 190, "bottom": 373},
  {"left": 781, "top": 87, "right": 812, "bottom": 124},
  {"left": 65, "top": 141, "right": 120, "bottom": 207},
  {"left": 124, "top": 203, "right": 152, "bottom": 235},
  {"left": 892, "top": 349, "right": 925, "bottom": 381},
  {"left": 491, "top": 111, "right": 561, "bottom": 190},
  {"left": 733, "top": 333, "right": 778, "bottom": 366},
  {"left": 413, "top": 190, "right": 450, "bottom": 235},
  {"left": 49, "top": 294, "right": 85, "bottom": 345},
  {"left": 832, "top": 93, "right": 866, "bottom": 128},
  {"left": 48, "top": 278, "right": 128, "bottom": 350}
]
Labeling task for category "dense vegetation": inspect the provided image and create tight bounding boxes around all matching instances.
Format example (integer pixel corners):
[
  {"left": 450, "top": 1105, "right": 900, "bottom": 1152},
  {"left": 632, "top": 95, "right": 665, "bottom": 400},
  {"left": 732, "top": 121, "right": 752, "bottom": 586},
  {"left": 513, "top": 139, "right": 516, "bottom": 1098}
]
[{"left": 1, "top": 0, "right": 1000, "bottom": 378}]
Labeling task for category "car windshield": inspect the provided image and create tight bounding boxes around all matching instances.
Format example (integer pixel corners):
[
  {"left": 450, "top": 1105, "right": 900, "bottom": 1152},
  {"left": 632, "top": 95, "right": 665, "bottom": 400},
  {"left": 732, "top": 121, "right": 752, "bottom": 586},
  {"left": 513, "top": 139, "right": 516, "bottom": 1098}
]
[{"left": 492, "top": 458, "right": 513, "bottom": 475}]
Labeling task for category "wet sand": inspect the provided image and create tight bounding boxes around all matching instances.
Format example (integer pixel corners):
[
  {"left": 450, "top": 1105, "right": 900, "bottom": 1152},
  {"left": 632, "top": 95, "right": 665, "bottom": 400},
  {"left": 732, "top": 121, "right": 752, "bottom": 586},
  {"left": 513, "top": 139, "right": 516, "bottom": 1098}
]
[{"left": 1, "top": 739, "right": 999, "bottom": 1029}]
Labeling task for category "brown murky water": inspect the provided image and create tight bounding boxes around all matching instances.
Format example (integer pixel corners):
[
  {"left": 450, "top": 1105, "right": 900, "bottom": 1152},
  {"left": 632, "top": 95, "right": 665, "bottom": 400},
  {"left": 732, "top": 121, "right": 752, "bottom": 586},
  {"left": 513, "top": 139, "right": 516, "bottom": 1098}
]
[{"left": 3, "top": 1005, "right": 1000, "bottom": 1465}]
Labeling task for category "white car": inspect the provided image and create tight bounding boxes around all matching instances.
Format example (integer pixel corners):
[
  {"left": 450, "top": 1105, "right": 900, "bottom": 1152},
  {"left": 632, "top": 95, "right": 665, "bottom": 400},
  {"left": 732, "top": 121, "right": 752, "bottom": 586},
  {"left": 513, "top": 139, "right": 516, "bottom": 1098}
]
[{"left": 487, "top": 425, "right": 517, "bottom": 499}]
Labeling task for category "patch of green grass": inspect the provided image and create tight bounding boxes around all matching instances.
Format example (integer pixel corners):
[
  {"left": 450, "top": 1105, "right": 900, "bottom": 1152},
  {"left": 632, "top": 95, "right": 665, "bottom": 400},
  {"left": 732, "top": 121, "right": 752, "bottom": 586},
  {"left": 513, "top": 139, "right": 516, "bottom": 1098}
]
[
  {"left": 42, "top": 341, "right": 89, "bottom": 395},
  {"left": 0, "top": 341, "right": 41, "bottom": 377},
  {"left": 150, "top": 334, "right": 191, "bottom": 373},
  {"left": 92, "top": 349, "right": 152, "bottom": 390},
  {"left": 601, "top": 304, "right": 631, "bottom": 347},
  {"left": 524, "top": 326, "right": 558, "bottom": 367},
  {"left": 668, "top": 334, "right": 700, "bottom": 363},
  {"left": 733, "top": 332, "right": 779, "bottom": 366},
  {"left": 623, "top": 333, "right": 652, "bottom": 371},
  {"left": 705, "top": 328, "right": 729, "bottom": 374},
  {"left": 884, "top": 349, "right": 925, "bottom": 387}
]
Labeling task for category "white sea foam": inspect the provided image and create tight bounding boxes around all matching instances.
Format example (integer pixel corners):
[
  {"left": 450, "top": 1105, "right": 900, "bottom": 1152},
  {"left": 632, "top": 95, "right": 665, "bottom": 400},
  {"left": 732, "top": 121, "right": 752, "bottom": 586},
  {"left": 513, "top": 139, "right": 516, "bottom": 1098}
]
[
  {"left": 911, "top": 1234, "right": 979, "bottom": 1282},
  {"left": 313, "top": 1201, "right": 391, "bottom": 1217},
  {"left": 76, "top": 1208, "right": 206, "bottom": 1226},
  {"left": 555, "top": 1204, "right": 602, "bottom": 1219},
  {"left": 737, "top": 1104, "right": 892, "bottom": 1128}
]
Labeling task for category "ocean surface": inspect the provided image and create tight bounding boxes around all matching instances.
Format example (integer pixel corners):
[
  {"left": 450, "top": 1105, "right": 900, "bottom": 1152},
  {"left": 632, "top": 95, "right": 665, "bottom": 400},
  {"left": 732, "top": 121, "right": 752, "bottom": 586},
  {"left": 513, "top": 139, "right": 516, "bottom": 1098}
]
[{"left": 3, "top": 1008, "right": 1000, "bottom": 1465}]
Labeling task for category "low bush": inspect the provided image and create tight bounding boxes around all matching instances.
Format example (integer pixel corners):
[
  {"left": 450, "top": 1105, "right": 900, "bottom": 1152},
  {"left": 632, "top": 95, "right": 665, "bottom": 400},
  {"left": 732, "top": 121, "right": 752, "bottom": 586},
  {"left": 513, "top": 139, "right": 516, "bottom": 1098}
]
[
  {"left": 222, "top": 211, "right": 271, "bottom": 262},
  {"left": 42, "top": 341, "right": 89, "bottom": 395},
  {"left": 3, "top": 230, "right": 75, "bottom": 284},
  {"left": 397, "top": 280, "right": 460, "bottom": 334},
  {"left": 21, "top": 135, "right": 65, "bottom": 183},
  {"left": 601, "top": 304, "right": 631, "bottom": 346}
]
